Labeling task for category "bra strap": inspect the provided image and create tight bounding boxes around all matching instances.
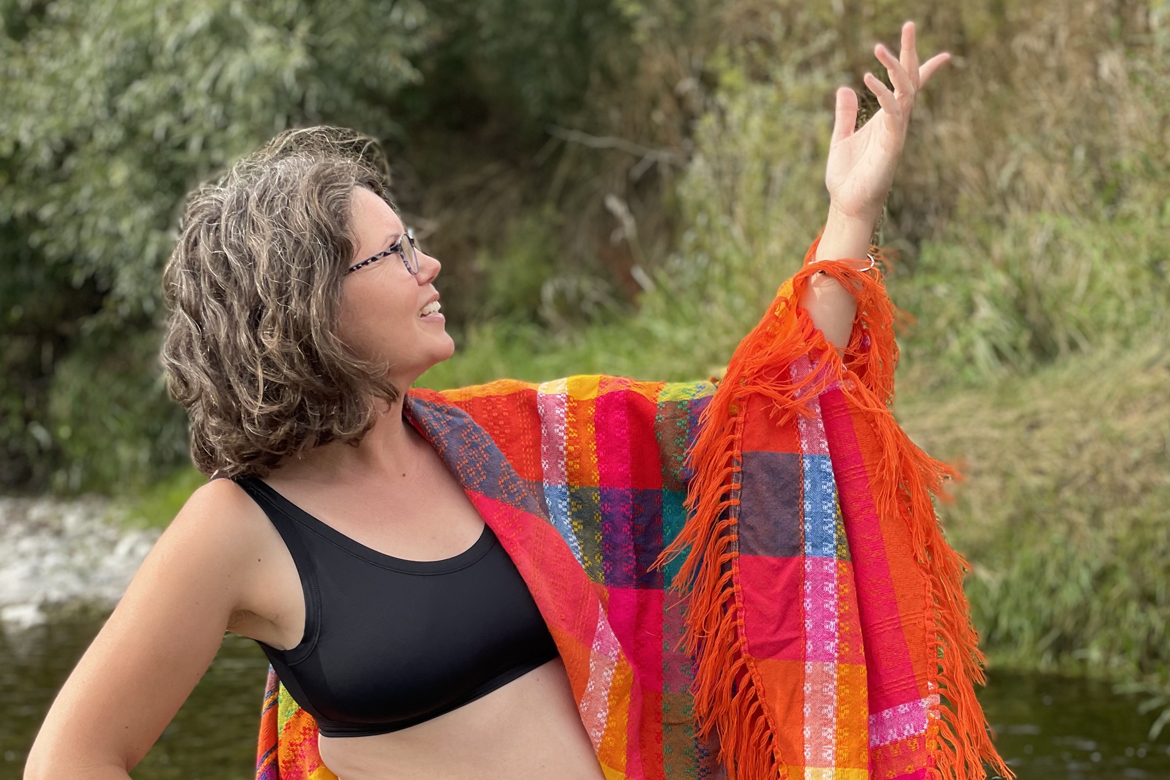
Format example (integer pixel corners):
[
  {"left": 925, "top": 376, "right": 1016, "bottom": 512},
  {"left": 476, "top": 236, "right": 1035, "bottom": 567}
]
[{"left": 232, "top": 477, "right": 322, "bottom": 663}]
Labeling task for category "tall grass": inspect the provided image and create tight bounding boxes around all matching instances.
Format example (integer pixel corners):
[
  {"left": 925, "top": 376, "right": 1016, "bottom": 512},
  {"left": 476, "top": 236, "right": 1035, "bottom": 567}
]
[{"left": 898, "top": 339, "right": 1170, "bottom": 734}]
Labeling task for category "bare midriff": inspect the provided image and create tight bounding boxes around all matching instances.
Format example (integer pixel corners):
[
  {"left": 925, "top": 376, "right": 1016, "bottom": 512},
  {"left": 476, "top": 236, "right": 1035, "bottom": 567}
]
[{"left": 315, "top": 657, "right": 605, "bottom": 780}]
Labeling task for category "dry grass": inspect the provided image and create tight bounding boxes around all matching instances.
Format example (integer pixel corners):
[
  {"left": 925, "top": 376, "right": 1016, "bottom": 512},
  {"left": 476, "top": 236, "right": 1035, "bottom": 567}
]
[{"left": 898, "top": 336, "right": 1170, "bottom": 694}]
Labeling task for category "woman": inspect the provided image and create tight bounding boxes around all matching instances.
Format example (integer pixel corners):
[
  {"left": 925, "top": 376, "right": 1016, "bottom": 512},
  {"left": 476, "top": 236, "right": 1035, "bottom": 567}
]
[{"left": 26, "top": 23, "right": 1003, "bottom": 780}]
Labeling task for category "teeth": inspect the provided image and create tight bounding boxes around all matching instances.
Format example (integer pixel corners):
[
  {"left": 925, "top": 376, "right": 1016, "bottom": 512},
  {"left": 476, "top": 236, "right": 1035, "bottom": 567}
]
[{"left": 419, "top": 301, "right": 441, "bottom": 317}]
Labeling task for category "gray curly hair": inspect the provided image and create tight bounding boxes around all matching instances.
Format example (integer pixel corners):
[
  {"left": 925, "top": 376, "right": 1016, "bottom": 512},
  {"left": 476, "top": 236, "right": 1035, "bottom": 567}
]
[{"left": 161, "top": 126, "right": 400, "bottom": 479}]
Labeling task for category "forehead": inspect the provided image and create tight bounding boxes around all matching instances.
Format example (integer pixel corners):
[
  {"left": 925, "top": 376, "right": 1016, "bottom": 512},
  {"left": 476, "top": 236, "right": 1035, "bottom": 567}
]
[{"left": 350, "top": 187, "right": 404, "bottom": 257}]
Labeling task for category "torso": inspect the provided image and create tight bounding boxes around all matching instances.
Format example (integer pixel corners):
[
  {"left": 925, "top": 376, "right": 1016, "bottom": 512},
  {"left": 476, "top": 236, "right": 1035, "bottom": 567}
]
[{"left": 222, "top": 424, "right": 604, "bottom": 780}]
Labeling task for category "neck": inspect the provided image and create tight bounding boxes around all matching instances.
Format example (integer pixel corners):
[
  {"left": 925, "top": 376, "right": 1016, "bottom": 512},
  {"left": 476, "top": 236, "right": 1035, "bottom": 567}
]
[{"left": 272, "top": 385, "right": 427, "bottom": 485}]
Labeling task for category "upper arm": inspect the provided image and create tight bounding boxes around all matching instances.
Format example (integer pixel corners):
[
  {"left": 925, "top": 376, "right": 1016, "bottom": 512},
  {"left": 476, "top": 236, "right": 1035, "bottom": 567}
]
[{"left": 25, "top": 479, "right": 265, "bottom": 777}]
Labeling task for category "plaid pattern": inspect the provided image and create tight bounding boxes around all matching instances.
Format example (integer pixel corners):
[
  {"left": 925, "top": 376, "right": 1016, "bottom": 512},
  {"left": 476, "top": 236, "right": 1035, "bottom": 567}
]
[
  {"left": 254, "top": 261, "right": 1005, "bottom": 780},
  {"left": 735, "top": 368, "right": 870, "bottom": 780}
]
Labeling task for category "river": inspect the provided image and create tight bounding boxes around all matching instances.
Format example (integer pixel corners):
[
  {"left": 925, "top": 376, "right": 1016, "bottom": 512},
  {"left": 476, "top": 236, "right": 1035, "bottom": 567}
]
[
  {"left": 4, "top": 610, "right": 1170, "bottom": 779},
  {"left": 2, "top": 497, "right": 1168, "bottom": 778}
]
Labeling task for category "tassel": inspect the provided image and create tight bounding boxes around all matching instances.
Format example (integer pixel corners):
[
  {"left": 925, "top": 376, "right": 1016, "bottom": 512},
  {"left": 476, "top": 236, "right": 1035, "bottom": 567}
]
[{"left": 656, "top": 238, "right": 1011, "bottom": 780}]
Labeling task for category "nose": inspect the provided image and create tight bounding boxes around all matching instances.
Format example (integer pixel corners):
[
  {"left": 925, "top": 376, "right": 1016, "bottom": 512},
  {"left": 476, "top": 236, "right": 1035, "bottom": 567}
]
[{"left": 416, "top": 250, "right": 441, "bottom": 284}]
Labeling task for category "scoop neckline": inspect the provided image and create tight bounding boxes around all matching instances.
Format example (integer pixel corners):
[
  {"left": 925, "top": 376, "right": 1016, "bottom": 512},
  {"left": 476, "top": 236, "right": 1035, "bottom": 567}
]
[{"left": 244, "top": 477, "right": 494, "bottom": 575}]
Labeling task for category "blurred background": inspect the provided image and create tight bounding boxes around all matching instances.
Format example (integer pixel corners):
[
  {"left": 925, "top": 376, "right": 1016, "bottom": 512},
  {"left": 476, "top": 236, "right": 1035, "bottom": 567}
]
[{"left": 1, "top": 0, "right": 1168, "bottom": 777}]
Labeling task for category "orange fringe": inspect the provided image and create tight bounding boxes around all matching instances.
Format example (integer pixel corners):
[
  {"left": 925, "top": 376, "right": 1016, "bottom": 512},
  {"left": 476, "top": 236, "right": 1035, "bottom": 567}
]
[{"left": 655, "top": 239, "right": 1012, "bottom": 780}]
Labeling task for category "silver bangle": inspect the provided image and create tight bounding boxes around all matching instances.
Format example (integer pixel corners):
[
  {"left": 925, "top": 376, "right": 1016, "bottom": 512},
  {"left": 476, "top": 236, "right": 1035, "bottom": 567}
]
[{"left": 811, "top": 253, "right": 878, "bottom": 274}]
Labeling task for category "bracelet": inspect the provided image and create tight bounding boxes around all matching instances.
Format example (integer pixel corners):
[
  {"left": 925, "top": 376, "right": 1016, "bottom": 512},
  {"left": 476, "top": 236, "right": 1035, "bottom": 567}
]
[{"left": 814, "top": 253, "right": 878, "bottom": 274}]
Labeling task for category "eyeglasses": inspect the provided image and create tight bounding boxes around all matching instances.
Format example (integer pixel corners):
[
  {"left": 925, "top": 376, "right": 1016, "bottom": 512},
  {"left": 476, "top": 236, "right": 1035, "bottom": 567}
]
[{"left": 346, "top": 229, "right": 419, "bottom": 276}]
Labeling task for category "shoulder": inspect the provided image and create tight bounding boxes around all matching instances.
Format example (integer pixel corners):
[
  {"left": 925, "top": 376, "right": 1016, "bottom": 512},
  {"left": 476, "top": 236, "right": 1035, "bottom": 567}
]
[
  {"left": 185, "top": 474, "right": 258, "bottom": 515},
  {"left": 176, "top": 477, "right": 263, "bottom": 532},
  {"left": 153, "top": 477, "right": 275, "bottom": 576}
]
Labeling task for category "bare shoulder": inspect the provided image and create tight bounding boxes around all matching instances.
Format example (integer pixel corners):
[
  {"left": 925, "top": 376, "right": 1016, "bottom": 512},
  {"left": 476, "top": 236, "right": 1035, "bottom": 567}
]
[
  {"left": 111, "top": 476, "right": 275, "bottom": 622},
  {"left": 162, "top": 477, "right": 289, "bottom": 611},
  {"left": 163, "top": 477, "right": 272, "bottom": 561},
  {"left": 177, "top": 476, "right": 260, "bottom": 528},
  {"left": 171, "top": 478, "right": 303, "bottom": 647}
]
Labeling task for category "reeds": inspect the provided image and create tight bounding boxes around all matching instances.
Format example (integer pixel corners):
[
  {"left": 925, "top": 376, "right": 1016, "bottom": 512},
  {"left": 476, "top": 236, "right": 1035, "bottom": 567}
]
[{"left": 899, "top": 339, "right": 1170, "bottom": 736}]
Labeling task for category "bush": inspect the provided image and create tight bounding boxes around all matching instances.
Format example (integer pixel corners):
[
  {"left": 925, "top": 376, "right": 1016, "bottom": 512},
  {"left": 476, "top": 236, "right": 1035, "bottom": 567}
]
[
  {"left": 46, "top": 328, "right": 188, "bottom": 494},
  {"left": 898, "top": 339, "right": 1170, "bottom": 730}
]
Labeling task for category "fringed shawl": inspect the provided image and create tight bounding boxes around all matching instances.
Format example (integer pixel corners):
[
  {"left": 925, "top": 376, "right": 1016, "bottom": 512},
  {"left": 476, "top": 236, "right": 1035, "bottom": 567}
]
[{"left": 254, "top": 244, "right": 1010, "bottom": 780}]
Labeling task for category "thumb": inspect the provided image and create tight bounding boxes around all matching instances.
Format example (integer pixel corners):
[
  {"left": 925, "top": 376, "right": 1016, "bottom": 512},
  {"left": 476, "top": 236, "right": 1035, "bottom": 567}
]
[{"left": 832, "top": 86, "right": 858, "bottom": 143}]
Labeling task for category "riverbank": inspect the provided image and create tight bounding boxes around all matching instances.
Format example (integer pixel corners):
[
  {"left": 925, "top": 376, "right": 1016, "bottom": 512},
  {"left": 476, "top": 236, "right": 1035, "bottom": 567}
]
[
  {"left": 899, "top": 337, "right": 1170, "bottom": 716},
  {"left": 0, "top": 496, "right": 157, "bottom": 630}
]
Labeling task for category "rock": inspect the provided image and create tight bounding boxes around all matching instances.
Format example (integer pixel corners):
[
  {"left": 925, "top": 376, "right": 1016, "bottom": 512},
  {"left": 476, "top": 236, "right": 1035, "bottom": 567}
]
[
  {"left": 0, "top": 496, "right": 160, "bottom": 629},
  {"left": 0, "top": 603, "right": 46, "bottom": 630}
]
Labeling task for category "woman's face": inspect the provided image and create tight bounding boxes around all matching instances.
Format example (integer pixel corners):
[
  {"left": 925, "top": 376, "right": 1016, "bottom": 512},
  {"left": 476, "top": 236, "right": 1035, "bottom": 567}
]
[{"left": 338, "top": 187, "right": 454, "bottom": 386}]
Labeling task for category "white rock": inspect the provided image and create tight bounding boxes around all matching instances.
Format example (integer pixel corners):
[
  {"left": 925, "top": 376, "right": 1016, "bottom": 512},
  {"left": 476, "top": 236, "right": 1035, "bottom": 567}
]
[
  {"left": 0, "top": 603, "right": 46, "bottom": 630},
  {"left": 0, "top": 496, "right": 160, "bottom": 625}
]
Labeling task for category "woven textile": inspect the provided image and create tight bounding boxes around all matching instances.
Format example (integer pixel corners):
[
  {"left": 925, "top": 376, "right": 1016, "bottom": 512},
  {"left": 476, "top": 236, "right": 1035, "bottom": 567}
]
[{"left": 253, "top": 252, "right": 1009, "bottom": 780}]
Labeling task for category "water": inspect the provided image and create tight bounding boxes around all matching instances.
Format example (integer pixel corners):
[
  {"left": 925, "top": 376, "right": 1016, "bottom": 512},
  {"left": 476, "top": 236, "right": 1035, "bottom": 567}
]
[
  {"left": 3, "top": 611, "right": 266, "bottom": 779},
  {"left": 4, "top": 611, "right": 1169, "bottom": 779},
  {"left": 981, "top": 674, "right": 1170, "bottom": 779}
]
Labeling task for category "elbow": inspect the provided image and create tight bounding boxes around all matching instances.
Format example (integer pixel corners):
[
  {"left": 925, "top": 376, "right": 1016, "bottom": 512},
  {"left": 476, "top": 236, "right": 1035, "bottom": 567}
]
[
  {"left": 24, "top": 737, "right": 125, "bottom": 780},
  {"left": 799, "top": 272, "right": 858, "bottom": 351}
]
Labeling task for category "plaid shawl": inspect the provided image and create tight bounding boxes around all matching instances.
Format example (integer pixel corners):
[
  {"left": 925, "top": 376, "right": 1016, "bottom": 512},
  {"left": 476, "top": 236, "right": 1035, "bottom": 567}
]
[{"left": 254, "top": 246, "right": 1009, "bottom": 780}]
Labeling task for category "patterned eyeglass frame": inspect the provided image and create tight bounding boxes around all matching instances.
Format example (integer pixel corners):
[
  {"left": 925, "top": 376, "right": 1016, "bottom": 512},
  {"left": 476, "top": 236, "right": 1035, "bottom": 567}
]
[{"left": 345, "top": 229, "right": 419, "bottom": 276}]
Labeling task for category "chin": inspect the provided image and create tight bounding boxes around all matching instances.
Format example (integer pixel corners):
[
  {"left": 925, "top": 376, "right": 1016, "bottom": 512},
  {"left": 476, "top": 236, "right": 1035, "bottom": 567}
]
[{"left": 427, "top": 333, "right": 457, "bottom": 366}]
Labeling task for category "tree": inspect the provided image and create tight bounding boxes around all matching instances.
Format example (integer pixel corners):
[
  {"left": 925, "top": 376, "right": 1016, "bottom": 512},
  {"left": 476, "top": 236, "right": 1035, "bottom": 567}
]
[{"left": 0, "top": 0, "right": 425, "bottom": 491}]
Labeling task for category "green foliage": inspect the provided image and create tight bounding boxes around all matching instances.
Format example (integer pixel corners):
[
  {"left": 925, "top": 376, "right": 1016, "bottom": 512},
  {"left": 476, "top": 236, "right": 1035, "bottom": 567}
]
[
  {"left": 898, "top": 339, "right": 1170, "bottom": 732},
  {"left": 0, "top": 0, "right": 424, "bottom": 315},
  {"left": 480, "top": 209, "right": 561, "bottom": 322},
  {"left": 46, "top": 327, "right": 189, "bottom": 493},
  {"left": 120, "top": 464, "right": 208, "bottom": 530},
  {"left": 411, "top": 0, "right": 635, "bottom": 135},
  {"left": 0, "top": 0, "right": 426, "bottom": 493},
  {"left": 891, "top": 212, "right": 1170, "bottom": 387}
]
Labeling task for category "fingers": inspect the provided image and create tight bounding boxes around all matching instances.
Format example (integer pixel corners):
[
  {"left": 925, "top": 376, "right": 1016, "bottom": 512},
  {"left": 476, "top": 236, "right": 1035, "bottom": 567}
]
[
  {"left": 919, "top": 52, "right": 951, "bottom": 87},
  {"left": 900, "top": 22, "right": 919, "bottom": 87},
  {"left": 874, "top": 43, "right": 914, "bottom": 99},
  {"left": 874, "top": 21, "right": 949, "bottom": 108},
  {"left": 832, "top": 87, "right": 859, "bottom": 143},
  {"left": 863, "top": 72, "right": 901, "bottom": 122}
]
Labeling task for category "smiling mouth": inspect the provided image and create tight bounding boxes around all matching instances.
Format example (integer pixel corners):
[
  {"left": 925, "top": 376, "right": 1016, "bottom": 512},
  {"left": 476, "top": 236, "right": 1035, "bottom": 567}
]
[{"left": 418, "top": 301, "right": 441, "bottom": 318}]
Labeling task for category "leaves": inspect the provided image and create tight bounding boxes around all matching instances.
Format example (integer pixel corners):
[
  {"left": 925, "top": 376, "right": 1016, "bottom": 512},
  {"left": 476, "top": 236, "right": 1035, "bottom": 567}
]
[
  {"left": 0, "top": 0, "right": 424, "bottom": 316},
  {"left": 0, "top": 0, "right": 426, "bottom": 491}
]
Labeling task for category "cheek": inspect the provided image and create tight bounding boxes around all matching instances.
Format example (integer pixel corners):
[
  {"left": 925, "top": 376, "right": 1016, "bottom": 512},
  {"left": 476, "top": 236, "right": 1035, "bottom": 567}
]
[{"left": 337, "top": 285, "right": 417, "bottom": 359}]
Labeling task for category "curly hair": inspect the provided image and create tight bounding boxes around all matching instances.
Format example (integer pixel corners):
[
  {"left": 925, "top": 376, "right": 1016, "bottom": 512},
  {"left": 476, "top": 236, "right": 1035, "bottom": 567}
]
[{"left": 161, "top": 127, "right": 401, "bottom": 479}]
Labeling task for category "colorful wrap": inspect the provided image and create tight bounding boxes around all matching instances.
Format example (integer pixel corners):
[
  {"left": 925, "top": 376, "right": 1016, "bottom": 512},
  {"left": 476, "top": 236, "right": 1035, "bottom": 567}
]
[{"left": 254, "top": 247, "right": 1010, "bottom": 780}]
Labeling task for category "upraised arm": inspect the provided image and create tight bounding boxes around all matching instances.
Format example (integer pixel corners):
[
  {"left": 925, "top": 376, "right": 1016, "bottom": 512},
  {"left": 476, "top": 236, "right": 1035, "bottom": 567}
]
[{"left": 800, "top": 21, "right": 950, "bottom": 350}]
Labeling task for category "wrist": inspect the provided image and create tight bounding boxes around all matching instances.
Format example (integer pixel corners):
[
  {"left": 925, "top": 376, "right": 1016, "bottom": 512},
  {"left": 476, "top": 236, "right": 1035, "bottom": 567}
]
[
  {"left": 826, "top": 200, "right": 881, "bottom": 230},
  {"left": 815, "top": 203, "right": 880, "bottom": 264}
]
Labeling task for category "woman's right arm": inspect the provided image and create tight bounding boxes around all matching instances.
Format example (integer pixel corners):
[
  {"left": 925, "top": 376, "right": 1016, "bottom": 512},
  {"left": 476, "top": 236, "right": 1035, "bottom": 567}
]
[{"left": 24, "top": 479, "right": 268, "bottom": 780}]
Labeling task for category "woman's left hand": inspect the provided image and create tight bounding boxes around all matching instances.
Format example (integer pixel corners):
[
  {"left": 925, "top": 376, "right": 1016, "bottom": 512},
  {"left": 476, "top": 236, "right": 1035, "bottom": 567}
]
[
  {"left": 804, "top": 22, "right": 949, "bottom": 350},
  {"left": 824, "top": 21, "right": 949, "bottom": 224}
]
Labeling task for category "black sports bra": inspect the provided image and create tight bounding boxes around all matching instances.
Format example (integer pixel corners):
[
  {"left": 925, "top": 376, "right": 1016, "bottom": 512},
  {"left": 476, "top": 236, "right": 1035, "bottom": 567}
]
[{"left": 232, "top": 476, "right": 560, "bottom": 737}]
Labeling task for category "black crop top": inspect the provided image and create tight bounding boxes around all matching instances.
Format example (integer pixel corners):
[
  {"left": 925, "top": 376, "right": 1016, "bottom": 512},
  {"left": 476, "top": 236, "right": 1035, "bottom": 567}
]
[{"left": 232, "top": 477, "right": 560, "bottom": 737}]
